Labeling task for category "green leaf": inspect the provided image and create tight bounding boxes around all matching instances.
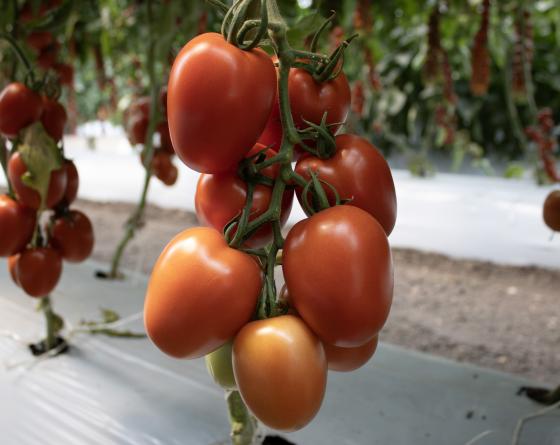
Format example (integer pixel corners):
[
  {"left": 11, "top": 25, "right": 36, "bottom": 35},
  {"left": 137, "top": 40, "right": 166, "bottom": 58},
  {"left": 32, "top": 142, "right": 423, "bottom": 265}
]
[
  {"left": 101, "top": 308, "right": 120, "bottom": 324},
  {"left": 504, "top": 163, "right": 525, "bottom": 179}
]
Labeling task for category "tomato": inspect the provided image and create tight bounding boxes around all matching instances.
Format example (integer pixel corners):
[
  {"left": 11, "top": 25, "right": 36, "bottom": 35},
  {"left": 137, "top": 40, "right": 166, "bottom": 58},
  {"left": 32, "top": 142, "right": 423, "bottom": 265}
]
[
  {"left": 245, "top": 143, "right": 279, "bottom": 178},
  {"left": 53, "top": 63, "right": 74, "bottom": 86},
  {"left": 160, "top": 164, "right": 178, "bottom": 186},
  {"left": 8, "top": 254, "right": 20, "bottom": 286},
  {"left": 233, "top": 315, "right": 327, "bottom": 431},
  {"left": 289, "top": 68, "right": 350, "bottom": 132},
  {"left": 26, "top": 31, "right": 53, "bottom": 52},
  {"left": 258, "top": 93, "right": 282, "bottom": 151},
  {"left": 0, "top": 83, "right": 43, "bottom": 138},
  {"left": 295, "top": 134, "right": 397, "bottom": 235},
  {"left": 8, "top": 152, "right": 68, "bottom": 210},
  {"left": 125, "top": 97, "right": 150, "bottom": 125},
  {"left": 16, "top": 247, "right": 62, "bottom": 297},
  {"left": 62, "top": 160, "right": 79, "bottom": 205},
  {"left": 157, "top": 121, "right": 174, "bottom": 154},
  {"left": 323, "top": 336, "right": 378, "bottom": 372},
  {"left": 167, "top": 32, "right": 276, "bottom": 173},
  {"left": 127, "top": 113, "right": 149, "bottom": 145},
  {"left": 0, "top": 195, "right": 36, "bottom": 257},
  {"left": 543, "top": 190, "right": 560, "bottom": 231},
  {"left": 283, "top": 205, "right": 393, "bottom": 347},
  {"left": 41, "top": 98, "right": 67, "bottom": 142},
  {"left": 144, "top": 227, "right": 262, "bottom": 358},
  {"left": 205, "top": 340, "right": 236, "bottom": 390},
  {"left": 159, "top": 87, "right": 168, "bottom": 117},
  {"left": 195, "top": 169, "right": 293, "bottom": 248},
  {"left": 50, "top": 210, "right": 94, "bottom": 263},
  {"left": 37, "top": 43, "right": 60, "bottom": 70}
]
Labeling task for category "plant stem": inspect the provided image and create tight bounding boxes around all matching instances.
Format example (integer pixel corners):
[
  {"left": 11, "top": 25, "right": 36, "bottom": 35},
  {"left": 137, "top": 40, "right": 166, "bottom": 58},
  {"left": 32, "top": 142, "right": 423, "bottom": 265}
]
[
  {"left": 0, "top": 32, "right": 35, "bottom": 84},
  {"left": 226, "top": 391, "right": 257, "bottom": 445},
  {"left": 42, "top": 296, "right": 56, "bottom": 351}
]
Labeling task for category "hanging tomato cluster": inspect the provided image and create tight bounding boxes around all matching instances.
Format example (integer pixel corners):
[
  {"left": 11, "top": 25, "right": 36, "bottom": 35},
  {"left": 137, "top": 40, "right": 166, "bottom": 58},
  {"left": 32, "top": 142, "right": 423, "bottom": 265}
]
[
  {"left": 144, "top": 1, "right": 397, "bottom": 435},
  {"left": 470, "top": 0, "right": 491, "bottom": 96},
  {"left": 511, "top": 7, "right": 534, "bottom": 102},
  {"left": 124, "top": 91, "right": 178, "bottom": 186},
  {"left": 0, "top": 82, "right": 94, "bottom": 298}
]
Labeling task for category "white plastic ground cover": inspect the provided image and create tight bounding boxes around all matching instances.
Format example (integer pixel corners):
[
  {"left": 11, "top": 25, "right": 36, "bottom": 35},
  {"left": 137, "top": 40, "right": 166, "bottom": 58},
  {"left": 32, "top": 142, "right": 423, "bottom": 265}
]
[
  {"left": 0, "top": 260, "right": 558, "bottom": 445},
  {"left": 2, "top": 135, "right": 558, "bottom": 268}
]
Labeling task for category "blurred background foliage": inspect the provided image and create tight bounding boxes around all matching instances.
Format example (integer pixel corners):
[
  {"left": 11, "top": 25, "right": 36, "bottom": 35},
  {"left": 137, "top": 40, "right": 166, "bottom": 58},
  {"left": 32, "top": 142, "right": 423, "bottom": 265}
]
[{"left": 1, "top": 0, "right": 559, "bottom": 179}]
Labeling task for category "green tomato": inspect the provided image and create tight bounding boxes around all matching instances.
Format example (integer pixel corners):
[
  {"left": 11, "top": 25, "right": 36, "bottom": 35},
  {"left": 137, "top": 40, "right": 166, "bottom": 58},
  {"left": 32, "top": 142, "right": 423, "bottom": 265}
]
[{"left": 205, "top": 341, "right": 236, "bottom": 390}]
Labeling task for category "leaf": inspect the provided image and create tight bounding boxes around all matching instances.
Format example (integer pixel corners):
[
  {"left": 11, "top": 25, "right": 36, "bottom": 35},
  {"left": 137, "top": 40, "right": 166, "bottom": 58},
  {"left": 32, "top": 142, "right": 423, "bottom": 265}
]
[
  {"left": 504, "top": 163, "right": 525, "bottom": 179},
  {"left": 19, "top": 122, "right": 63, "bottom": 210},
  {"left": 101, "top": 308, "right": 120, "bottom": 324}
]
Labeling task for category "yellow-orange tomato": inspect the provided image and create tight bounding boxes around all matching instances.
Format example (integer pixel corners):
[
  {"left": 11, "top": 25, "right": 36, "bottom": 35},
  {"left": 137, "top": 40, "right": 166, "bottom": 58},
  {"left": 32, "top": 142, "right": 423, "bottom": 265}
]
[
  {"left": 233, "top": 315, "right": 327, "bottom": 432},
  {"left": 543, "top": 190, "right": 560, "bottom": 231},
  {"left": 144, "top": 227, "right": 262, "bottom": 359},
  {"left": 323, "top": 336, "right": 378, "bottom": 372}
]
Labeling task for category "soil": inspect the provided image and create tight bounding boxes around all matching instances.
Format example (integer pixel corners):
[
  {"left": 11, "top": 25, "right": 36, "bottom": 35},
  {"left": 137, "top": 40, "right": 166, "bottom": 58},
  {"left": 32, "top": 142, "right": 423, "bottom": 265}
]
[{"left": 79, "top": 198, "right": 560, "bottom": 385}]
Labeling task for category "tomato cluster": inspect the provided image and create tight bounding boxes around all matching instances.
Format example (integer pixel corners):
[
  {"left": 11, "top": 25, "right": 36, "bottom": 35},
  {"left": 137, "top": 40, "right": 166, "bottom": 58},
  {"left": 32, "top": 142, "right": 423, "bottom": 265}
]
[
  {"left": 0, "top": 85, "right": 94, "bottom": 298},
  {"left": 124, "top": 93, "right": 178, "bottom": 186},
  {"left": 145, "top": 29, "right": 396, "bottom": 434},
  {"left": 543, "top": 190, "right": 560, "bottom": 232}
]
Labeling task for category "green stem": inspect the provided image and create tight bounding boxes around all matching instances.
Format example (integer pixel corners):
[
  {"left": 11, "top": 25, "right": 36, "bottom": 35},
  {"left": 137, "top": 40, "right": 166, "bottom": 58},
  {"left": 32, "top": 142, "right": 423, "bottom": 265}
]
[
  {"left": 503, "top": 48, "right": 527, "bottom": 152},
  {"left": 518, "top": 5, "right": 538, "bottom": 121},
  {"left": 230, "top": 181, "right": 255, "bottom": 248},
  {"left": 0, "top": 32, "right": 35, "bottom": 84},
  {"left": 42, "top": 296, "right": 56, "bottom": 351},
  {"left": 226, "top": 391, "right": 257, "bottom": 445}
]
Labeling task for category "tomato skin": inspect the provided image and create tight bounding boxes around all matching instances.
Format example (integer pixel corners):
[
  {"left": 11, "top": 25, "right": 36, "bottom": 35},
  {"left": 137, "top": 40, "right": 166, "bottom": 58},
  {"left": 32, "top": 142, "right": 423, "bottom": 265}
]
[
  {"left": 53, "top": 63, "right": 74, "bottom": 86},
  {"left": 157, "top": 121, "right": 174, "bottom": 154},
  {"left": 543, "top": 190, "right": 560, "bottom": 231},
  {"left": 62, "top": 160, "right": 79, "bottom": 205},
  {"left": 323, "top": 336, "right": 378, "bottom": 372},
  {"left": 205, "top": 341, "right": 237, "bottom": 390},
  {"left": 289, "top": 68, "right": 350, "bottom": 132},
  {"left": 195, "top": 172, "right": 293, "bottom": 248},
  {"left": 8, "top": 152, "right": 68, "bottom": 210},
  {"left": 0, "top": 195, "right": 36, "bottom": 257},
  {"left": 0, "top": 83, "right": 43, "bottom": 138},
  {"left": 16, "top": 247, "right": 62, "bottom": 298},
  {"left": 167, "top": 33, "right": 276, "bottom": 173},
  {"left": 233, "top": 315, "right": 327, "bottom": 432},
  {"left": 258, "top": 93, "right": 283, "bottom": 151},
  {"left": 50, "top": 210, "right": 94, "bottom": 263},
  {"left": 283, "top": 205, "right": 393, "bottom": 347},
  {"left": 295, "top": 134, "right": 397, "bottom": 235},
  {"left": 160, "top": 164, "right": 178, "bottom": 186},
  {"left": 26, "top": 31, "right": 53, "bottom": 52},
  {"left": 127, "top": 113, "right": 149, "bottom": 145},
  {"left": 144, "top": 227, "right": 262, "bottom": 358},
  {"left": 37, "top": 43, "right": 60, "bottom": 70},
  {"left": 41, "top": 98, "right": 67, "bottom": 142},
  {"left": 8, "top": 254, "right": 20, "bottom": 286}
]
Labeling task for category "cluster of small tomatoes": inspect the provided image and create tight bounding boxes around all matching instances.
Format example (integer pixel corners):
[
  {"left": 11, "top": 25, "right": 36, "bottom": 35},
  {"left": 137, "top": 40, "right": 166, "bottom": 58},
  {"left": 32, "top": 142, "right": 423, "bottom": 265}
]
[
  {"left": 124, "top": 91, "right": 178, "bottom": 187},
  {"left": 144, "top": 32, "right": 396, "bottom": 432},
  {"left": 0, "top": 82, "right": 94, "bottom": 298}
]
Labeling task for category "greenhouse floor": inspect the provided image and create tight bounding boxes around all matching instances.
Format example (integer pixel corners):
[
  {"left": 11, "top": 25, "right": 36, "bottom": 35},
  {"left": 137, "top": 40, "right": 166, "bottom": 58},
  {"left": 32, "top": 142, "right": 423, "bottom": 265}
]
[{"left": 0, "top": 260, "right": 558, "bottom": 445}]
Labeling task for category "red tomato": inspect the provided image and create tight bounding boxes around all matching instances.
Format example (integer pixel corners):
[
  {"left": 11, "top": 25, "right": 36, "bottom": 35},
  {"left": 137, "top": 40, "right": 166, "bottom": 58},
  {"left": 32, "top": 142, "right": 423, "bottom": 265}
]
[
  {"left": 160, "top": 164, "right": 178, "bottom": 186},
  {"left": 144, "top": 227, "right": 262, "bottom": 358},
  {"left": 233, "top": 315, "right": 327, "bottom": 431},
  {"left": 245, "top": 143, "right": 279, "bottom": 178},
  {"left": 26, "top": 31, "right": 53, "bottom": 52},
  {"left": 37, "top": 43, "right": 60, "bottom": 70},
  {"left": 157, "top": 121, "right": 174, "bottom": 154},
  {"left": 127, "top": 113, "right": 149, "bottom": 145},
  {"left": 0, "top": 194, "right": 36, "bottom": 256},
  {"left": 295, "top": 134, "right": 397, "bottom": 235},
  {"left": 8, "top": 152, "right": 68, "bottom": 210},
  {"left": 283, "top": 205, "right": 393, "bottom": 347},
  {"left": 258, "top": 93, "right": 282, "bottom": 151},
  {"left": 323, "top": 336, "right": 378, "bottom": 372},
  {"left": 0, "top": 83, "right": 43, "bottom": 138},
  {"left": 543, "top": 190, "right": 560, "bottom": 232},
  {"left": 50, "top": 210, "right": 94, "bottom": 263},
  {"left": 195, "top": 171, "right": 293, "bottom": 248},
  {"left": 53, "top": 63, "right": 74, "bottom": 86},
  {"left": 16, "top": 247, "right": 62, "bottom": 297},
  {"left": 167, "top": 32, "right": 276, "bottom": 173},
  {"left": 41, "top": 98, "right": 67, "bottom": 142},
  {"left": 8, "top": 254, "right": 20, "bottom": 286},
  {"left": 125, "top": 96, "right": 150, "bottom": 125},
  {"left": 62, "top": 160, "right": 79, "bottom": 205}
]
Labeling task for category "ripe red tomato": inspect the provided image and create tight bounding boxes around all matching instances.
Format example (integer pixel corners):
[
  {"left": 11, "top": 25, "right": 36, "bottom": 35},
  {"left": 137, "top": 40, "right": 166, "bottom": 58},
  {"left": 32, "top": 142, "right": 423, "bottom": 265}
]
[
  {"left": 53, "top": 63, "right": 74, "bottom": 86},
  {"left": 258, "top": 93, "right": 282, "bottom": 151},
  {"left": 195, "top": 169, "right": 293, "bottom": 248},
  {"left": 0, "top": 194, "right": 36, "bottom": 256},
  {"left": 323, "top": 336, "right": 378, "bottom": 372},
  {"left": 543, "top": 190, "right": 560, "bottom": 231},
  {"left": 41, "top": 98, "right": 67, "bottom": 142},
  {"left": 62, "top": 160, "right": 79, "bottom": 205},
  {"left": 50, "top": 210, "right": 94, "bottom": 263},
  {"left": 167, "top": 32, "right": 276, "bottom": 173},
  {"left": 16, "top": 246, "right": 62, "bottom": 297},
  {"left": 8, "top": 152, "right": 68, "bottom": 210},
  {"left": 283, "top": 205, "right": 393, "bottom": 347},
  {"left": 0, "top": 83, "right": 43, "bottom": 138},
  {"left": 127, "top": 113, "right": 149, "bottom": 145},
  {"left": 37, "top": 43, "right": 60, "bottom": 70},
  {"left": 157, "top": 121, "right": 174, "bottom": 154},
  {"left": 26, "top": 31, "right": 53, "bottom": 52},
  {"left": 144, "top": 227, "right": 262, "bottom": 358},
  {"left": 160, "top": 164, "right": 178, "bottom": 186},
  {"left": 8, "top": 254, "right": 20, "bottom": 286},
  {"left": 295, "top": 134, "right": 397, "bottom": 235},
  {"left": 233, "top": 315, "right": 327, "bottom": 431}
]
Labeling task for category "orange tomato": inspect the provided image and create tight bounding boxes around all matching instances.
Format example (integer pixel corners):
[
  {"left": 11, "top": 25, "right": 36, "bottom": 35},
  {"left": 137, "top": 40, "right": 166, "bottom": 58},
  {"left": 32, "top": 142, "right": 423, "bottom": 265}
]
[{"left": 323, "top": 336, "right": 378, "bottom": 372}]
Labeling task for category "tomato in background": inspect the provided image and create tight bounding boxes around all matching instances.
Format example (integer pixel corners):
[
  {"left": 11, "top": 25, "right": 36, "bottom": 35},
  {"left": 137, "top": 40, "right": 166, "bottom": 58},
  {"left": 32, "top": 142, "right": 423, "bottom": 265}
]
[
  {"left": 41, "top": 98, "right": 67, "bottom": 142},
  {"left": 16, "top": 247, "right": 62, "bottom": 297},
  {"left": 62, "top": 160, "right": 79, "bottom": 205},
  {"left": 323, "top": 336, "right": 378, "bottom": 372},
  {"left": 0, "top": 195, "right": 36, "bottom": 257},
  {"left": 50, "top": 210, "right": 94, "bottom": 263},
  {"left": 0, "top": 83, "right": 43, "bottom": 138},
  {"left": 26, "top": 31, "right": 53, "bottom": 52},
  {"left": 8, "top": 254, "right": 20, "bottom": 286},
  {"left": 543, "top": 190, "right": 560, "bottom": 231}
]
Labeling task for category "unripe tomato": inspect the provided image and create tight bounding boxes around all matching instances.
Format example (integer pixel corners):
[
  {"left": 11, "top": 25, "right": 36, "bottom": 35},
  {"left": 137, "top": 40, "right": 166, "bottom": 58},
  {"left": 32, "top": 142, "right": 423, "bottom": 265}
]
[
  {"left": 205, "top": 341, "right": 236, "bottom": 390},
  {"left": 0, "top": 83, "right": 43, "bottom": 138},
  {"left": 62, "top": 160, "right": 79, "bottom": 205},
  {"left": 41, "top": 98, "right": 67, "bottom": 142},
  {"left": 295, "top": 134, "right": 397, "bottom": 235},
  {"left": 50, "top": 210, "right": 94, "bottom": 263},
  {"left": 16, "top": 247, "right": 62, "bottom": 297},
  {"left": 195, "top": 172, "right": 293, "bottom": 248},
  {"left": 8, "top": 152, "right": 68, "bottom": 210},
  {"left": 8, "top": 254, "right": 20, "bottom": 286},
  {"left": 323, "top": 336, "right": 378, "bottom": 372},
  {"left": 26, "top": 31, "right": 53, "bottom": 52},
  {"left": 233, "top": 315, "right": 327, "bottom": 431},
  {"left": 144, "top": 227, "right": 262, "bottom": 358},
  {"left": 543, "top": 190, "right": 560, "bottom": 232},
  {"left": 283, "top": 205, "right": 393, "bottom": 347},
  {"left": 167, "top": 33, "right": 276, "bottom": 173},
  {"left": 0, "top": 195, "right": 36, "bottom": 256}
]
